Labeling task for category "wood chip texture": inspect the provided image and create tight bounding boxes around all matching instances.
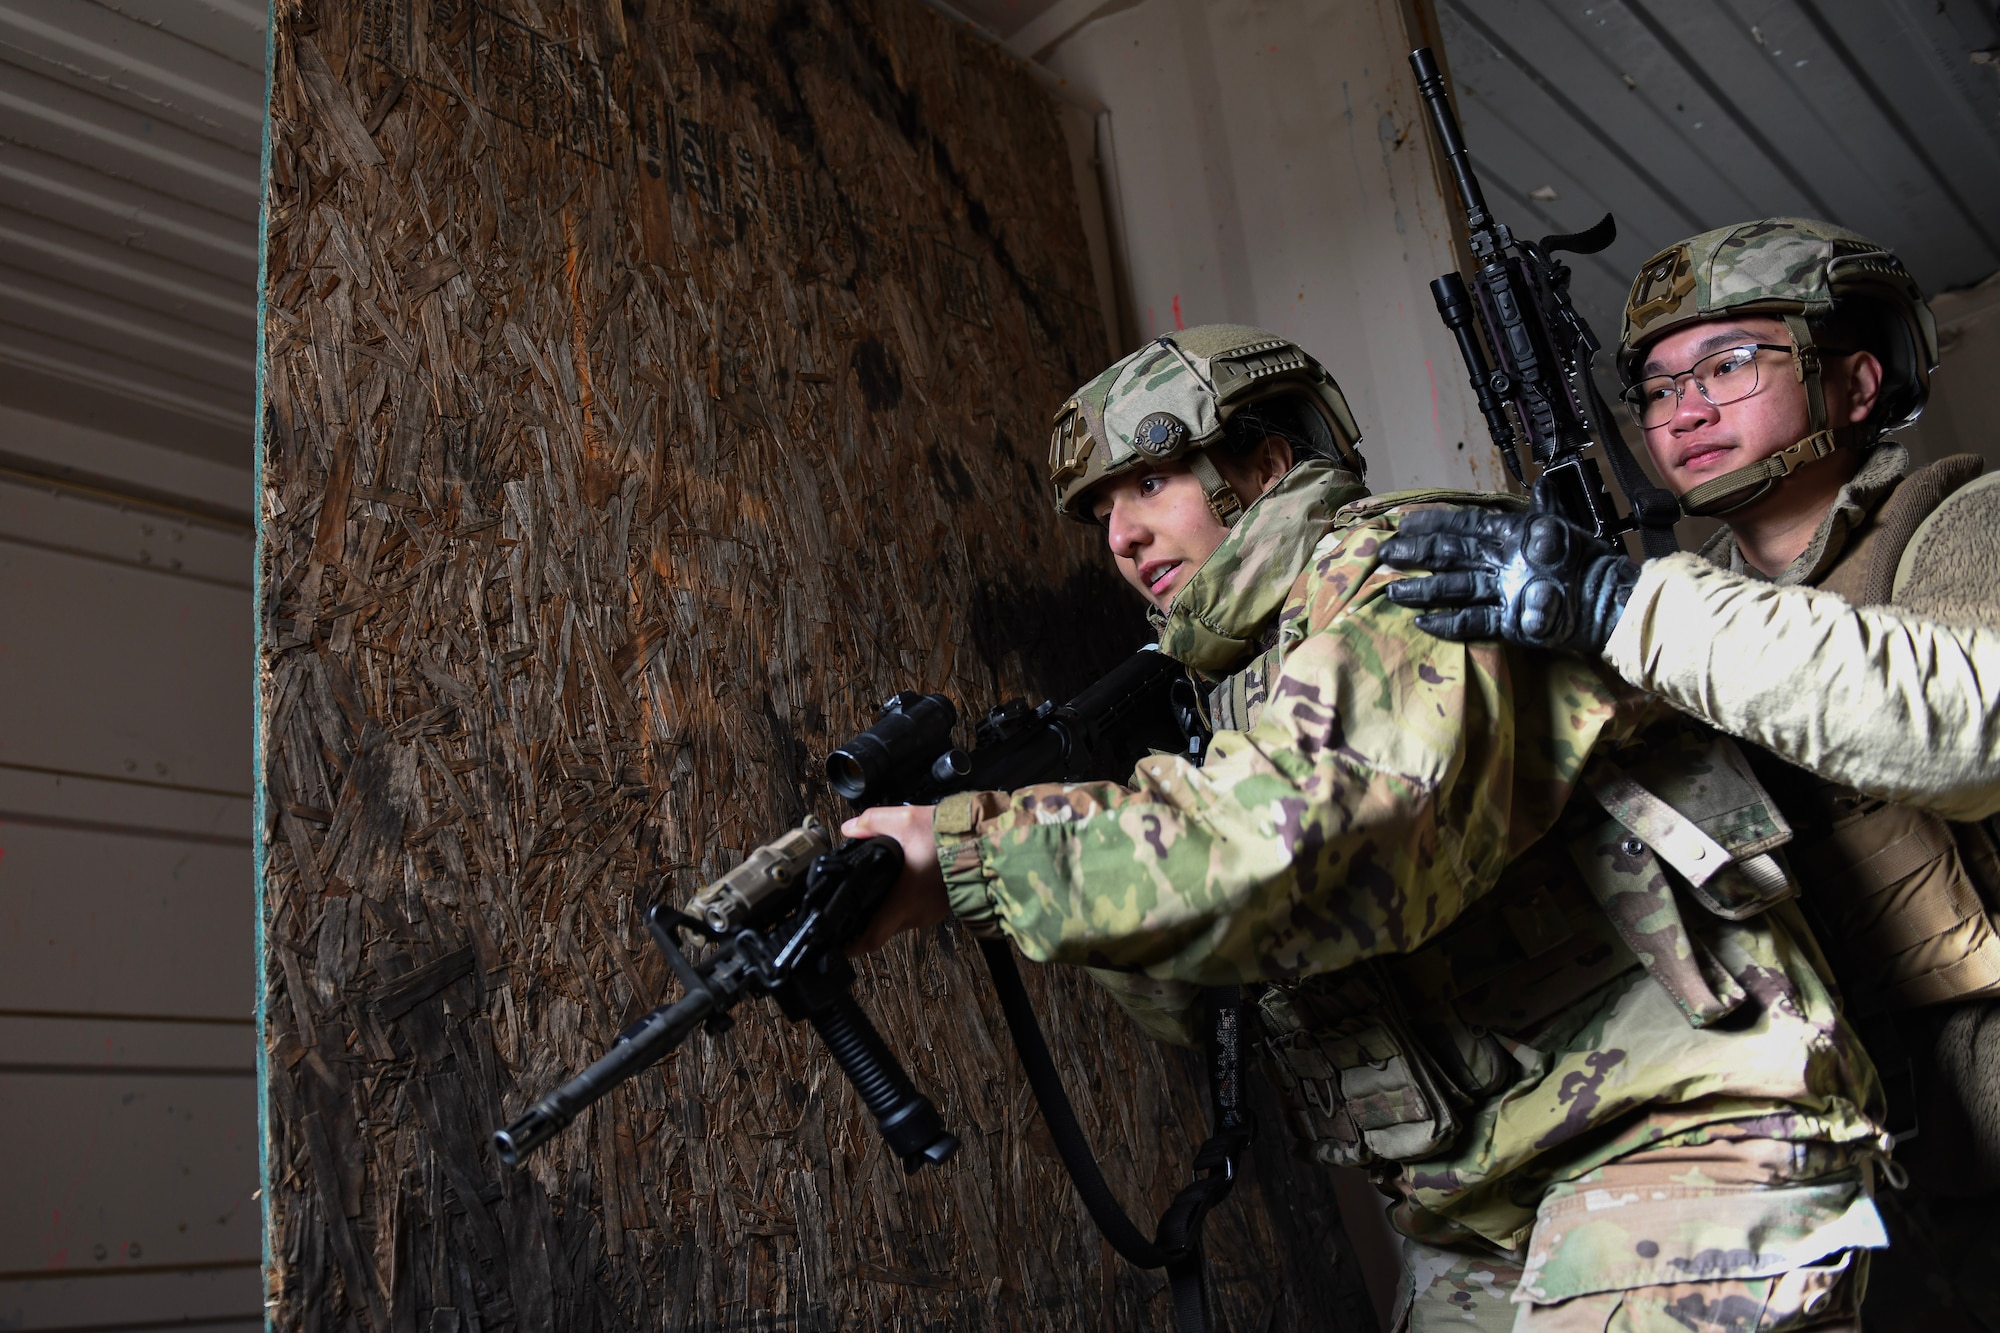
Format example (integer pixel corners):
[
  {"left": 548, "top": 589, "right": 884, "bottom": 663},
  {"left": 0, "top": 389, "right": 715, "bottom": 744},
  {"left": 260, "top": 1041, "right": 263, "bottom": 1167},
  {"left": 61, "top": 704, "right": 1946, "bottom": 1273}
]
[{"left": 258, "top": 2, "right": 1376, "bottom": 1330}]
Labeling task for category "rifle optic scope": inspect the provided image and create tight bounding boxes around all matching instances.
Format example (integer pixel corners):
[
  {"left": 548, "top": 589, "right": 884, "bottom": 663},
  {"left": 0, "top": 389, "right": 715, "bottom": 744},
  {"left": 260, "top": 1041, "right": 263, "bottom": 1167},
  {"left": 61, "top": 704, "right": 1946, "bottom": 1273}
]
[{"left": 826, "top": 691, "right": 958, "bottom": 805}]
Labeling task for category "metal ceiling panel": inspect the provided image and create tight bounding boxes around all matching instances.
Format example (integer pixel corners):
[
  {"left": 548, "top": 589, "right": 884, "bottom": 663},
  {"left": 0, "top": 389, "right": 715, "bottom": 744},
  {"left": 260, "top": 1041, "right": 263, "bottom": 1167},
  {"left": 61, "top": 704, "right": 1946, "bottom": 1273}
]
[
  {"left": 0, "top": 0, "right": 263, "bottom": 150},
  {"left": 0, "top": 0, "right": 263, "bottom": 459},
  {"left": 1438, "top": 0, "right": 2000, "bottom": 353},
  {"left": 0, "top": 137, "right": 258, "bottom": 274}
]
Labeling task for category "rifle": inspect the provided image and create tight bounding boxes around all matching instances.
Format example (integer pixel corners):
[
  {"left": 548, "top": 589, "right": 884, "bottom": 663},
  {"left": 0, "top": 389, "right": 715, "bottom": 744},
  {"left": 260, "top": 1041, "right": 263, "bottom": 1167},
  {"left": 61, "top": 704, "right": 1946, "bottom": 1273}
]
[
  {"left": 1408, "top": 46, "right": 1680, "bottom": 558},
  {"left": 500, "top": 646, "right": 1246, "bottom": 1332},
  {"left": 494, "top": 821, "right": 960, "bottom": 1172},
  {"left": 826, "top": 643, "right": 1195, "bottom": 808},
  {"left": 493, "top": 645, "right": 1194, "bottom": 1173}
]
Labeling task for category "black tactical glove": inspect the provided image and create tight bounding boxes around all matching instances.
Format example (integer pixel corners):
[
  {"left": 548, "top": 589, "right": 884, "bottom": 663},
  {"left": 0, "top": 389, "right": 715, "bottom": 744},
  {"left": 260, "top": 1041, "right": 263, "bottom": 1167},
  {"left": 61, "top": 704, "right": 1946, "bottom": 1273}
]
[{"left": 1378, "top": 507, "right": 1641, "bottom": 656}]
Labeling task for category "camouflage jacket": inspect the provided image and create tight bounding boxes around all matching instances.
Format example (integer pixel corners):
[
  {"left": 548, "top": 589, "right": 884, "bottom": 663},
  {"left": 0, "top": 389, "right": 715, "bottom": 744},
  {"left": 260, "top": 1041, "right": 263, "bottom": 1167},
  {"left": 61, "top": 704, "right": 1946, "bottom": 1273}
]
[
  {"left": 935, "top": 462, "right": 1885, "bottom": 1252},
  {"left": 936, "top": 461, "right": 1631, "bottom": 984}
]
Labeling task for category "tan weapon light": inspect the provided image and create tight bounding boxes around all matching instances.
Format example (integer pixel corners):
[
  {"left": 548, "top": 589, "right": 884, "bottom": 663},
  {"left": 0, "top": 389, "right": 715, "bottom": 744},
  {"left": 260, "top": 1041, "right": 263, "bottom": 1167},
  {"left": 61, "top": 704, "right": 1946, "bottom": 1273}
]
[{"left": 684, "top": 819, "right": 833, "bottom": 933}]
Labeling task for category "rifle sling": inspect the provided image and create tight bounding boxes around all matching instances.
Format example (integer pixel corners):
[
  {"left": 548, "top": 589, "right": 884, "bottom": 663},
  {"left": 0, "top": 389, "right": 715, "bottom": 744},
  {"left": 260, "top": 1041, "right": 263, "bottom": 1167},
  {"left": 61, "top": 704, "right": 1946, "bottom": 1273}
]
[
  {"left": 978, "top": 939, "right": 1252, "bottom": 1333},
  {"left": 1583, "top": 365, "right": 1682, "bottom": 559}
]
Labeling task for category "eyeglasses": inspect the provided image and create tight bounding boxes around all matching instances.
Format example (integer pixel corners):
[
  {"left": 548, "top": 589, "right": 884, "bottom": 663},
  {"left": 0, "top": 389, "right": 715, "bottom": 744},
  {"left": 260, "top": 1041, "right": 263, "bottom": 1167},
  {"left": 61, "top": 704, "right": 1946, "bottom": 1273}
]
[{"left": 1620, "top": 343, "right": 1793, "bottom": 429}]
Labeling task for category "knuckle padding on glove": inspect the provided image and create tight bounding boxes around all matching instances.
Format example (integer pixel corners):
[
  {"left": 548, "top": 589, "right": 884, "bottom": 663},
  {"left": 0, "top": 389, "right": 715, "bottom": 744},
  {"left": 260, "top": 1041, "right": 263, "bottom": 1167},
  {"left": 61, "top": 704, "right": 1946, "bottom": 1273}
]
[{"left": 1414, "top": 605, "right": 1505, "bottom": 642}]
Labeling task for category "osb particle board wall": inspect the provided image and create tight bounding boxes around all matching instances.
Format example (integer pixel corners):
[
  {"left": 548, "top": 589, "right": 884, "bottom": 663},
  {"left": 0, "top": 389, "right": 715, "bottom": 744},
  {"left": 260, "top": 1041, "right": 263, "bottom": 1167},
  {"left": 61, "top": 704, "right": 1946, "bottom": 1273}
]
[{"left": 257, "top": 2, "right": 1372, "bottom": 1329}]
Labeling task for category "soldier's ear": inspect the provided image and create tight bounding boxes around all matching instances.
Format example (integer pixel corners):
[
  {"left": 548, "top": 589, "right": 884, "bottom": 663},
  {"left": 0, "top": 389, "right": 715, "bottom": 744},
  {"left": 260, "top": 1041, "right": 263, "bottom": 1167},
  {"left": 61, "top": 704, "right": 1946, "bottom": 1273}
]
[
  {"left": 1838, "top": 349, "right": 1884, "bottom": 427},
  {"left": 1252, "top": 434, "right": 1294, "bottom": 497}
]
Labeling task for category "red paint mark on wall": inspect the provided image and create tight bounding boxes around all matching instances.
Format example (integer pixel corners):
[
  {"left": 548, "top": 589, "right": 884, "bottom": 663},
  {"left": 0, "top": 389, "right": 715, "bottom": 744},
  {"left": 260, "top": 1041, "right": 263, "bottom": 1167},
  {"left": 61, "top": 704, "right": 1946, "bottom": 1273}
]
[{"left": 1171, "top": 294, "right": 1185, "bottom": 330}]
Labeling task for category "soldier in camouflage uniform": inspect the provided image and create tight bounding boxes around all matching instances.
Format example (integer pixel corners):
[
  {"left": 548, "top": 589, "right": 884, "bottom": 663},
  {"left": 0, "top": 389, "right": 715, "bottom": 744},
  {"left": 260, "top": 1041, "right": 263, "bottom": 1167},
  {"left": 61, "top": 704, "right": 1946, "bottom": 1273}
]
[
  {"left": 1383, "top": 218, "right": 1998, "bottom": 819},
  {"left": 1383, "top": 219, "right": 2000, "bottom": 1322},
  {"left": 848, "top": 322, "right": 1890, "bottom": 1331}
]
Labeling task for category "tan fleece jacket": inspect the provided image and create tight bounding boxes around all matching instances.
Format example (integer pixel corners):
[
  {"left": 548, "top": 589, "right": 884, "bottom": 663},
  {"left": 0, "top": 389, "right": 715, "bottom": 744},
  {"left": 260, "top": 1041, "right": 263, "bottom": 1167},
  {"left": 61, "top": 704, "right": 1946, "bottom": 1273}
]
[{"left": 1605, "top": 552, "right": 2000, "bottom": 821}]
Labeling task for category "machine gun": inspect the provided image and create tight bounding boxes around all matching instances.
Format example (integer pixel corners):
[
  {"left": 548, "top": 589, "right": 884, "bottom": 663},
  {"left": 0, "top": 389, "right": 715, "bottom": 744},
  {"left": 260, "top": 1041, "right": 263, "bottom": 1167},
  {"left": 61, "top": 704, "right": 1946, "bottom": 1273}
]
[
  {"left": 1408, "top": 46, "right": 1680, "bottom": 558},
  {"left": 493, "top": 645, "right": 1196, "bottom": 1173},
  {"left": 500, "top": 646, "right": 1240, "bottom": 1333}
]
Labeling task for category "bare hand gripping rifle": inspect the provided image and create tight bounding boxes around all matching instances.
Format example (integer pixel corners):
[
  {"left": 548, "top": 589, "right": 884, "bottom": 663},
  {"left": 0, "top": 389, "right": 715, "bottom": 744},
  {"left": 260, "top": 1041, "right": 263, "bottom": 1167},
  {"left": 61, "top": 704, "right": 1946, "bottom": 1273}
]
[
  {"left": 493, "top": 646, "right": 1192, "bottom": 1175},
  {"left": 1408, "top": 46, "right": 1681, "bottom": 558},
  {"left": 496, "top": 646, "right": 1242, "bottom": 1333}
]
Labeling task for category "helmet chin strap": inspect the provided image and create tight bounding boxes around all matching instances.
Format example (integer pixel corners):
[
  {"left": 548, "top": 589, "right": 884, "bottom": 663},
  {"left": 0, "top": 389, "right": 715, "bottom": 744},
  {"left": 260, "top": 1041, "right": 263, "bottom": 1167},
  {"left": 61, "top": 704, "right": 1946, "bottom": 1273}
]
[
  {"left": 1678, "top": 314, "right": 1870, "bottom": 518},
  {"left": 1184, "top": 449, "right": 1246, "bottom": 526},
  {"left": 1678, "top": 423, "right": 1871, "bottom": 515}
]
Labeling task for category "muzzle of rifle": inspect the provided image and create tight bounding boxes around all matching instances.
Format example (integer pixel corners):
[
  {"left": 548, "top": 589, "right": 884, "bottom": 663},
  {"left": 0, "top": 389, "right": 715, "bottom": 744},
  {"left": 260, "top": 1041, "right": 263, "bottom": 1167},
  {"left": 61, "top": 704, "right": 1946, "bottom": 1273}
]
[{"left": 494, "top": 1103, "right": 564, "bottom": 1167}]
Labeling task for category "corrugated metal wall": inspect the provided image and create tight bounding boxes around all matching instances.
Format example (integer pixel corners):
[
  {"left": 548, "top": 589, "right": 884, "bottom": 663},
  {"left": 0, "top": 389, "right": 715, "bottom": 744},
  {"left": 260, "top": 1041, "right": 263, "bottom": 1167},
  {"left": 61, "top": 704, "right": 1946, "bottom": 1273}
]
[
  {"left": 0, "top": 3, "right": 263, "bottom": 1330},
  {"left": 0, "top": 0, "right": 263, "bottom": 464},
  {"left": 0, "top": 406, "right": 258, "bottom": 1331}
]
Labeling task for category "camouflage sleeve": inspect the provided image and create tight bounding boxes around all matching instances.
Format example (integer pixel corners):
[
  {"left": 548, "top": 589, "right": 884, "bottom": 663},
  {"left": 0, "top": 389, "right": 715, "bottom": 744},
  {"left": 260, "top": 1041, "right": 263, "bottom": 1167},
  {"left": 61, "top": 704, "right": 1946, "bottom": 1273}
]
[
  {"left": 935, "top": 519, "right": 1628, "bottom": 985},
  {"left": 1082, "top": 969, "right": 1205, "bottom": 1047},
  {"left": 1605, "top": 552, "right": 2000, "bottom": 821}
]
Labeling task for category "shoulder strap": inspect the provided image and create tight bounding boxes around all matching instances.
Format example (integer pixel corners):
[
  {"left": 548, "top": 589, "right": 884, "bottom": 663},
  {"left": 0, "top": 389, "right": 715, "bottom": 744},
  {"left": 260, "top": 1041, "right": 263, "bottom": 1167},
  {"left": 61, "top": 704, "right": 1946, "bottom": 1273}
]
[
  {"left": 1849, "top": 454, "right": 1985, "bottom": 606},
  {"left": 1892, "top": 468, "right": 2000, "bottom": 629},
  {"left": 978, "top": 940, "right": 1253, "bottom": 1333}
]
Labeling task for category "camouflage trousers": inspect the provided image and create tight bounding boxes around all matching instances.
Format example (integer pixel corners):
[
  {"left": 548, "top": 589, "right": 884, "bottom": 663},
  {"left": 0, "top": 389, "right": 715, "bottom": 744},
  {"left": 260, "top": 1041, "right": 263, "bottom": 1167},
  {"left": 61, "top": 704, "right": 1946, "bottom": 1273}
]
[
  {"left": 1396, "top": 1245, "right": 1864, "bottom": 1333},
  {"left": 1394, "top": 1139, "right": 1882, "bottom": 1332}
]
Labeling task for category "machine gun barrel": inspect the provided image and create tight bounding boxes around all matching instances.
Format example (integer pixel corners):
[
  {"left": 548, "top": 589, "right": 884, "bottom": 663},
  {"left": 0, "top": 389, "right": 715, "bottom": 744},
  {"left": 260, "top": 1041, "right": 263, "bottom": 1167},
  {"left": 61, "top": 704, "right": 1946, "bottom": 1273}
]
[
  {"left": 495, "top": 831, "right": 959, "bottom": 1175},
  {"left": 1406, "top": 45, "right": 1679, "bottom": 554}
]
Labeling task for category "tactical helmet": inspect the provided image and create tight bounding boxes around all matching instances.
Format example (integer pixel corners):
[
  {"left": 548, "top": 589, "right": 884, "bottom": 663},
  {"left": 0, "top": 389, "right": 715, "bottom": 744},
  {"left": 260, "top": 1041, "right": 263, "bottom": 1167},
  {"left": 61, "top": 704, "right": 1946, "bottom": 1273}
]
[
  {"left": 1618, "top": 217, "right": 1939, "bottom": 515},
  {"left": 1047, "top": 324, "right": 1363, "bottom": 523}
]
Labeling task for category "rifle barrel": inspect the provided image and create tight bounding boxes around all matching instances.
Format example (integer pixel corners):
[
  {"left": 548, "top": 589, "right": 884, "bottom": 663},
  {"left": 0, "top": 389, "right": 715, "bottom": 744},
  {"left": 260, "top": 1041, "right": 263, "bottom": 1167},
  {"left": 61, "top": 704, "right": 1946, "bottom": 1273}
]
[
  {"left": 495, "top": 986, "right": 715, "bottom": 1165},
  {"left": 1409, "top": 47, "right": 1490, "bottom": 231}
]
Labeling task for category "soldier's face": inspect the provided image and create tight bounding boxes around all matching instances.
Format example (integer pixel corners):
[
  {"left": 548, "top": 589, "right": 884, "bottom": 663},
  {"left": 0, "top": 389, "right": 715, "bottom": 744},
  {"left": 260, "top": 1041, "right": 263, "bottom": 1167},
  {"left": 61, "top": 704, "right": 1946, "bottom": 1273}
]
[
  {"left": 1090, "top": 435, "right": 1293, "bottom": 610},
  {"left": 1635, "top": 315, "right": 1881, "bottom": 499},
  {"left": 1092, "top": 462, "right": 1232, "bottom": 610}
]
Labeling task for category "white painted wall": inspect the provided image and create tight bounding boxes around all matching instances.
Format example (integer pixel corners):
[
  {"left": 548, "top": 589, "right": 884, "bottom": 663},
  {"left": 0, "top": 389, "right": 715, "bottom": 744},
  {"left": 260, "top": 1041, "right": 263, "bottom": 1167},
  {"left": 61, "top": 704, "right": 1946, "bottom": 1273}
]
[{"left": 1042, "top": 0, "right": 1504, "bottom": 494}]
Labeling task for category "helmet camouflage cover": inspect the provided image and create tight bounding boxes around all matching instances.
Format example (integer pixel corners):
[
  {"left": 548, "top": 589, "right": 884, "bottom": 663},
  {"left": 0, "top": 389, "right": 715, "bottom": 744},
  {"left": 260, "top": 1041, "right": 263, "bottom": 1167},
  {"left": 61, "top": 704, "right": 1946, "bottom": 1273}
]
[
  {"left": 1047, "top": 324, "right": 1363, "bottom": 521},
  {"left": 1618, "top": 217, "right": 1939, "bottom": 433}
]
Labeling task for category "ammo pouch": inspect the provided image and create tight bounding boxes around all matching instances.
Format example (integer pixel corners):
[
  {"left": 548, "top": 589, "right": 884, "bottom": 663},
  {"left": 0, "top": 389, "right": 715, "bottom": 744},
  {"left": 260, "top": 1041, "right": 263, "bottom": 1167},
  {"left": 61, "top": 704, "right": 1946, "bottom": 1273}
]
[
  {"left": 1570, "top": 730, "right": 1803, "bottom": 1027},
  {"left": 1254, "top": 963, "right": 1497, "bottom": 1168},
  {"left": 1774, "top": 774, "right": 2000, "bottom": 1010},
  {"left": 1256, "top": 729, "right": 1808, "bottom": 1169}
]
